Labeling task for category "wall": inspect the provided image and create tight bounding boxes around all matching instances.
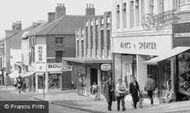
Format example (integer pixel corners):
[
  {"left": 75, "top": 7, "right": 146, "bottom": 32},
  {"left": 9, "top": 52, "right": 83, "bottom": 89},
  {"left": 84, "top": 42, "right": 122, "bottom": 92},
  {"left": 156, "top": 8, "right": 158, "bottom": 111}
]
[{"left": 46, "top": 34, "right": 76, "bottom": 62}]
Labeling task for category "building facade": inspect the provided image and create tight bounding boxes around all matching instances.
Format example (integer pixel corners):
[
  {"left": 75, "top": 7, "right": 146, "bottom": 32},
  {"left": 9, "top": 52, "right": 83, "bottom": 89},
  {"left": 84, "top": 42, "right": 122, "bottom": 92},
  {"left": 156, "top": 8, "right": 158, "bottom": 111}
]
[
  {"left": 63, "top": 11, "right": 112, "bottom": 96},
  {"left": 21, "top": 3, "right": 96, "bottom": 93},
  {"left": 112, "top": 0, "right": 190, "bottom": 102}
]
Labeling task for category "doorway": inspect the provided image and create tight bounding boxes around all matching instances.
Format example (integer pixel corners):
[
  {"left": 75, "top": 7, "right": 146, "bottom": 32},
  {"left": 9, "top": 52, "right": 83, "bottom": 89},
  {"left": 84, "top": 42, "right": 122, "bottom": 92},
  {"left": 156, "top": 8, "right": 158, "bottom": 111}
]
[{"left": 90, "top": 68, "right": 98, "bottom": 86}]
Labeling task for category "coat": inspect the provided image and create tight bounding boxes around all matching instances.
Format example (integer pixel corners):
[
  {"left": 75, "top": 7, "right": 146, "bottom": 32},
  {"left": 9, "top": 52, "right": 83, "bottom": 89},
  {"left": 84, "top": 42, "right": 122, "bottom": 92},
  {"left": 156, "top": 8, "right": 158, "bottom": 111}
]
[
  {"left": 129, "top": 81, "right": 140, "bottom": 102},
  {"left": 144, "top": 78, "right": 156, "bottom": 91},
  {"left": 103, "top": 81, "right": 115, "bottom": 102}
]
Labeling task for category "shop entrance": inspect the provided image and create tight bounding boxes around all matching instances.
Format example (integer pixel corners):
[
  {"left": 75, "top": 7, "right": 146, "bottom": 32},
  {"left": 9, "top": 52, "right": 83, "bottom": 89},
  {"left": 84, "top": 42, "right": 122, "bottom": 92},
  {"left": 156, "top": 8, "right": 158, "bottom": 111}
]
[
  {"left": 90, "top": 68, "right": 97, "bottom": 86},
  {"left": 48, "top": 73, "right": 61, "bottom": 89},
  {"left": 62, "top": 71, "right": 72, "bottom": 89}
]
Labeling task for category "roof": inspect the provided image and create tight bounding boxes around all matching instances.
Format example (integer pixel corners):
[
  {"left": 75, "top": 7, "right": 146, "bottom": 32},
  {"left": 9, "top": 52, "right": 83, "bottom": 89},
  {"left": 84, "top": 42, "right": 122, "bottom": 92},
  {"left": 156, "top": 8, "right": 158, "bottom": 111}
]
[
  {"left": 63, "top": 57, "right": 112, "bottom": 64},
  {"left": 32, "top": 15, "right": 91, "bottom": 36}
]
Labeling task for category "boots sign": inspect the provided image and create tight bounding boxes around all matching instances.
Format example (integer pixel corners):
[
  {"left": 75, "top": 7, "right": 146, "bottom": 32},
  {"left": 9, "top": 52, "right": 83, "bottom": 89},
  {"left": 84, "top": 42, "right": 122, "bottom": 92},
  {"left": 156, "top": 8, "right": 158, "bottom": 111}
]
[{"left": 47, "top": 63, "right": 62, "bottom": 72}]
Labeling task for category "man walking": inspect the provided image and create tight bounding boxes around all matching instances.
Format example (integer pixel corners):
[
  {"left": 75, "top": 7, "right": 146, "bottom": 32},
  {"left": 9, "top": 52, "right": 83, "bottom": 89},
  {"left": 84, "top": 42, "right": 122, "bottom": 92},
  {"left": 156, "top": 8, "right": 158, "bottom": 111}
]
[{"left": 144, "top": 74, "right": 156, "bottom": 105}]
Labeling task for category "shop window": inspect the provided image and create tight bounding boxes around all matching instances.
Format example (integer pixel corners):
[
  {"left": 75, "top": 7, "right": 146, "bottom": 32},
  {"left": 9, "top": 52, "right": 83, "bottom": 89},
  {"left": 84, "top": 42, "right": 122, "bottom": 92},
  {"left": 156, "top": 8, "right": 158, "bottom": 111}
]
[{"left": 178, "top": 52, "right": 190, "bottom": 100}]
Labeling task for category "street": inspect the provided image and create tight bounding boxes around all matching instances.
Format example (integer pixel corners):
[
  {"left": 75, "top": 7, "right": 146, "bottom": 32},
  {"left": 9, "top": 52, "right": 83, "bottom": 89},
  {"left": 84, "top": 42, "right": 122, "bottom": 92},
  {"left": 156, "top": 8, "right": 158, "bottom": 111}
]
[{"left": 0, "top": 89, "right": 90, "bottom": 113}]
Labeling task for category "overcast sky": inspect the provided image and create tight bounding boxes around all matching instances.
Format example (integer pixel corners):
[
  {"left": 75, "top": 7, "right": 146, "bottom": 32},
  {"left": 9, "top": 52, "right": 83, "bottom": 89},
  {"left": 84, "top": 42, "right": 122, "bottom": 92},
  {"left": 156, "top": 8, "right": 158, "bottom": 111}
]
[{"left": 0, "top": 0, "right": 112, "bottom": 38}]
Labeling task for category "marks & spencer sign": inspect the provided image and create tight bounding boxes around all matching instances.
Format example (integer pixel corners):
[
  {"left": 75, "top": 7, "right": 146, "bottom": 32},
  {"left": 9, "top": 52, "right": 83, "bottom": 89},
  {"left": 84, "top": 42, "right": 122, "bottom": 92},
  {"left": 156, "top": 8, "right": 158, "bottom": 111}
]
[{"left": 112, "top": 36, "right": 172, "bottom": 56}]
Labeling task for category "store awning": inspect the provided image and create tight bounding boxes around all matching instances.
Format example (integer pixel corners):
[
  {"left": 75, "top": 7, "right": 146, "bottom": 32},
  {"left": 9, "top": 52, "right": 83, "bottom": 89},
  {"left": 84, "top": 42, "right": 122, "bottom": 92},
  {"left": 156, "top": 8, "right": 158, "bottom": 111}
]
[
  {"left": 9, "top": 70, "right": 19, "bottom": 79},
  {"left": 63, "top": 57, "right": 112, "bottom": 64},
  {"left": 144, "top": 47, "right": 190, "bottom": 65},
  {"left": 20, "top": 72, "right": 34, "bottom": 78}
]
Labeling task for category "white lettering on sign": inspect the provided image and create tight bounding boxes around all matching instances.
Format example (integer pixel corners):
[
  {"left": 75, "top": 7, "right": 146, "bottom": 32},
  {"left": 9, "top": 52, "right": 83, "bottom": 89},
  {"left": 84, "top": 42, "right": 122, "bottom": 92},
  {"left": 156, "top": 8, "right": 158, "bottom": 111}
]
[
  {"left": 101, "top": 64, "right": 111, "bottom": 71},
  {"left": 120, "top": 42, "right": 156, "bottom": 50},
  {"left": 47, "top": 63, "right": 62, "bottom": 72}
]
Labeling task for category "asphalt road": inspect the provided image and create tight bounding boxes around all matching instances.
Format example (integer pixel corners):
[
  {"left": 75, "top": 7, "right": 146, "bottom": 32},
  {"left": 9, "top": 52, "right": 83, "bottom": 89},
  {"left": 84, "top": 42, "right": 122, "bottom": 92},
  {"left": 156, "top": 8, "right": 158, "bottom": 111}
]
[{"left": 0, "top": 89, "right": 90, "bottom": 113}]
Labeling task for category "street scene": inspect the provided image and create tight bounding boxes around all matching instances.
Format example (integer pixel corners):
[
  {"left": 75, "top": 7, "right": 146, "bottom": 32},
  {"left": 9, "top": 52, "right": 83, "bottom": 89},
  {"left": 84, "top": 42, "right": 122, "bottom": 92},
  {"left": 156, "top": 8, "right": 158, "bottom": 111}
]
[{"left": 0, "top": 0, "right": 190, "bottom": 113}]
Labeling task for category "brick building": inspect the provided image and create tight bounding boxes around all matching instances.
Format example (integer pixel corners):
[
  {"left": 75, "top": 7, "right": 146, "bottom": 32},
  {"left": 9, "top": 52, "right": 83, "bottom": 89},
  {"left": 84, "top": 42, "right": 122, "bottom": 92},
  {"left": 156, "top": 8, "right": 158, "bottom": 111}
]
[{"left": 22, "top": 3, "right": 96, "bottom": 93}]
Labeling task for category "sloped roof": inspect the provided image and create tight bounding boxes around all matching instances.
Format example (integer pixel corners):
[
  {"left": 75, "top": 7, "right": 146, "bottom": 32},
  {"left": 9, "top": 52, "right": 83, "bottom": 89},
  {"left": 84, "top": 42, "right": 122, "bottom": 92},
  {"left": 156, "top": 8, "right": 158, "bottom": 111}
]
[{"left": 33, "top": 15, "right": 90, "bottom": 36}]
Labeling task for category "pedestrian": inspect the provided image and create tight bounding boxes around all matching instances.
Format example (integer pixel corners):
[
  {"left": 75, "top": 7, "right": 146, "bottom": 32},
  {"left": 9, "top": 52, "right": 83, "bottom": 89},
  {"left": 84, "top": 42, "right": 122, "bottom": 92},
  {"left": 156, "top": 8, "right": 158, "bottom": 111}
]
[
  {"left": 17, "top": 76, "right": 23, "bottom": 93},
  {"left": 115, "top": 78, "right": 127, "bottom": 111},
  {"left": 103, "top": 76, "right": 115, "bottom": 111},
  {"left": 129, "top": 76, "right": 140, "bottom": 109},
  {"left": 144, "top": 74, "right": 156, "bottom": 105}
]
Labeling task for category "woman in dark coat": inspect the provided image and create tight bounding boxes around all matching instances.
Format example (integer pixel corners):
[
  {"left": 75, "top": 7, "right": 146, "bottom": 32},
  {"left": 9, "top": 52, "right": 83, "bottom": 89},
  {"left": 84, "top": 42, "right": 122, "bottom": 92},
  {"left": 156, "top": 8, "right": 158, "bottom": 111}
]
[
  {"left": 103, "top": 76, "right": 115, "bottom": 111},
  {"left": 129, "top": 76, "right": 140, "bottom": 109}
]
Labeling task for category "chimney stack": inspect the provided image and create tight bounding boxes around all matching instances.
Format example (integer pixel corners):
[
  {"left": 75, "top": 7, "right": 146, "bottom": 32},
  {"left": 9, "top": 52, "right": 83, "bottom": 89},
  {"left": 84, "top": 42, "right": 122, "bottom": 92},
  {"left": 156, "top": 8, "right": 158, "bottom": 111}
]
[
  {"left": 12, "top": 21, "right": 22, "bottom": 30},
  {"left": 55, "top": 3, "right": 66, "bottom": 18},
  {"left": 48, "top": 12, "right": 56, "bottom": 22},
  {"left": 85, "top": 3, "right": 95, "bottom": 16}
]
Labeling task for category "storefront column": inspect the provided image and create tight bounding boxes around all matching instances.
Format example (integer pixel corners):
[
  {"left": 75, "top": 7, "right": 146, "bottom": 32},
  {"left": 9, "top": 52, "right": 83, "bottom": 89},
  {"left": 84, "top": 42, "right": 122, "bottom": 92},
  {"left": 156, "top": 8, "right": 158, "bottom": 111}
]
[
  {"left": 45, "top": 72, "right": 48, "bottom": 93},
  {"left": 35, "top": 74, "right": 38, "bottom": 93},
  {"left": 114, "top": 54, "right": 122, "bottom": 82},
  {"left": 97, "top": 69, "right": 101, "bottom": 94},
  {"left": 136, "top": 55, "right": 147, "bottom": 92}
]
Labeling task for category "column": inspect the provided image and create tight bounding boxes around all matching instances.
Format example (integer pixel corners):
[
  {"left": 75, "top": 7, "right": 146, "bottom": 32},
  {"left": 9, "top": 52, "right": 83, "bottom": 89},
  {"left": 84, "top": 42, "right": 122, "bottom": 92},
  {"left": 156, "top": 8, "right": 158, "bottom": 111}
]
[
  {"left": 136, "top": 55, "right": 147, "bottom": 92},
  {"left": 35, "top": 74, "right": 38, "bottom": 93},
  {"left": 134, "top": 0, "right": 137, "bottom": 27},
  {"left": 114, "top": 54, "right": 122, "bottom": 82},
  {"left": 97, "top": 69, "right": 101, "bottom": 94},
  {"left": 45, "top": 72, "right": 48, "bottom": 93}
]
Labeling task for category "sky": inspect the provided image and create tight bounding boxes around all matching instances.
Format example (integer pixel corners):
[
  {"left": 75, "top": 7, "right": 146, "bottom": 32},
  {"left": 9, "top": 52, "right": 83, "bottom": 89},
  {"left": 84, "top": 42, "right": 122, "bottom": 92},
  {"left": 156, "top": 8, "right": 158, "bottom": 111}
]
[{"left": 0, "top": 0, "right": 112, "bottom": 38}]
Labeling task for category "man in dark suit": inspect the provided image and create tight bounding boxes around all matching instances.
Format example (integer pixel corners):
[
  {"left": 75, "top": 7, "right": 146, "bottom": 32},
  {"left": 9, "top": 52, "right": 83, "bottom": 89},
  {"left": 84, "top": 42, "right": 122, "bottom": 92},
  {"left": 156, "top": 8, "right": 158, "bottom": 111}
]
[
  {"left": 129, "top": 76, "right": 140, "bottom": 109},
  {"left": 103, "top": 76, "right": 115, "bottom": 111}
]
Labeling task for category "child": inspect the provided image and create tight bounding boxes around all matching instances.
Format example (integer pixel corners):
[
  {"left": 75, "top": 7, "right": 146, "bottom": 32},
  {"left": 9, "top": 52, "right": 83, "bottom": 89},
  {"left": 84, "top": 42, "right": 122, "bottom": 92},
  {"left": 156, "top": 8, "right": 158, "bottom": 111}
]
[{"left": 138, "top": 90, "right": 144, "bottom": 108}]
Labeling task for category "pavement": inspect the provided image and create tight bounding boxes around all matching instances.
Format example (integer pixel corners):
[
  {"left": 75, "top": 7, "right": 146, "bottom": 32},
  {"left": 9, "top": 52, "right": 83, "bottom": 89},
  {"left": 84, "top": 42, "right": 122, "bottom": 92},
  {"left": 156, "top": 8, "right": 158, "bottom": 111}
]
[{"left": 3, "top": 86, "right": 190, "bottom": 113}]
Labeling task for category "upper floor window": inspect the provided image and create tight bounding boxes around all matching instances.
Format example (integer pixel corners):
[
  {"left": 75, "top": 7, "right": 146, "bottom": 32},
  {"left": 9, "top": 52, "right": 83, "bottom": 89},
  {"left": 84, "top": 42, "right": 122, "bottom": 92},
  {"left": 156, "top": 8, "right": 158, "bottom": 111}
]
[
  {"left": 123, "top": 3, "right": 127, "bottom": 28},
  {"left": 178, "top": 0, "right": 190, "bottom": 11},
  {"left": 130, "top": 1, "right": 134, "bottom": 27},
  {"left": 56, "top": 37, "right": 63, "bottom": 45},
  {"left": 159, "top": 0, "right": 164, "bottom": 13},
  {"left": 135, "top": 0, "right": 140, "bottom": 26},
  {"left": 56, "top": 51, "right": 63, "bottom": 62},
  {"left": 116, "top": 4, "right": 120, "bottom": 28},
  {"left": 149, "top": 0, "right": 154, "bottom": 15}
]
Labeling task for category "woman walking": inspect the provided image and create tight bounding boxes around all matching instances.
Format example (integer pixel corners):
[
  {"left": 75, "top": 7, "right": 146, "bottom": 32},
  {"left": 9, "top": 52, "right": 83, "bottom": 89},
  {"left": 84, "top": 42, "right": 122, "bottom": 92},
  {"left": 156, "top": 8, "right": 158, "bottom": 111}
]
[{"left": 129, "top": 76, "right": 140, "bottom": 109}]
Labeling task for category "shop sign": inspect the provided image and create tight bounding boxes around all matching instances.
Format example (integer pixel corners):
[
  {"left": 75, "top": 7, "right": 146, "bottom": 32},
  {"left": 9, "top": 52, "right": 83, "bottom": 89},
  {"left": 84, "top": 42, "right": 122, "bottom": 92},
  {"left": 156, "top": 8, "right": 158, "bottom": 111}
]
[
  {"left": 34, "top": 44, "right": 46, "bottom": 72},
  {"left": 112, "top": 36, "right": 172, "bottom": 56},
  {"left": 47, "top": 63, "right": 62, "bottom": 72},
  {"left": 62, "top": 65, "right": 72, "bottom": 71},
  {"left": 142, "top": 10, "right": 180, "bottom": 30},
  {"left": 101, "top": 64, "right": 111, "bottom": 71},
  {"left": 78, "top": 66, "right": 86, "bottom": 74},
  {"left": 174, "top": 33, "right": 190, "bottom": 38}
]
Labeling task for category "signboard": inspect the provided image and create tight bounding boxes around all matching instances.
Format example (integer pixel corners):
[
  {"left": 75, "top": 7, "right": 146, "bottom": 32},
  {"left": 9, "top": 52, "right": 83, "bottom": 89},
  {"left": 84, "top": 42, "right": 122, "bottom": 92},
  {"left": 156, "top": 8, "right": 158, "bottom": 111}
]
[
  {"left": 112, "top": 35, "right": 172, "bottom": 56},
  {"left": 62, "top": 65, "right": 72, "bottom": 71},
  {"left": 35, "top": 44, "right": 46, "bottom": 72},
  {"left": 46, "top": 63, "right": 62, "bottom": 72},
  {"left": 101, "top": 64, "right": 111, "bottom": 71},
  {"left": 142, "top": 10, "right": 180, "bottom": 30}
]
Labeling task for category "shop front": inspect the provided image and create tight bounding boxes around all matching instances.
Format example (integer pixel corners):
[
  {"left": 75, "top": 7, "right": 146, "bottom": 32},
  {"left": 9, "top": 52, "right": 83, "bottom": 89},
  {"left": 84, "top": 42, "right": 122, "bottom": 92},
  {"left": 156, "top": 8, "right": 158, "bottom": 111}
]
[
  {"left": 63, "top": 57, "right": 112, "bottom": 96},
  {"left": 46, "top": 63, "right": 63, "bottom": 89},
  {"left": 112, "top": 30, "right": 173, "bottom": 98}
]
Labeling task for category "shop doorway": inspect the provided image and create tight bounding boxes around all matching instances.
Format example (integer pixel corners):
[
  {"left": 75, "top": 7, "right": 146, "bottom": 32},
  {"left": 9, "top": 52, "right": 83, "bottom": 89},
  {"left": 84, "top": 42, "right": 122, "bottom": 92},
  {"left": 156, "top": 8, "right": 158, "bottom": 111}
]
[
  {"left": 62, "top": 71, "right": 72, "bottom": 89},
  {"left": 90, "top": 68, "right": 98, "bottom": 86}
]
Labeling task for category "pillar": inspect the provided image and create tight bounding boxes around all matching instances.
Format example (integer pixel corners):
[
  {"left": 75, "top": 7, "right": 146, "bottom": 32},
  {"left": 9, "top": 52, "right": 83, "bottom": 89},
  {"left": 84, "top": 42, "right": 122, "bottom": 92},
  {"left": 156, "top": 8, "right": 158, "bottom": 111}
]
[
  {"left": 136, "top": 55, "right": 147, "bottom": 92},
  {"left": 45, "top": 72, "right": 48, "bottom": 93},
  {"left": 97, "top": 69, "right": 101, "bottom": 93},
  {"left": 35, "top": 74, "right": 38, "bottom": 93}
]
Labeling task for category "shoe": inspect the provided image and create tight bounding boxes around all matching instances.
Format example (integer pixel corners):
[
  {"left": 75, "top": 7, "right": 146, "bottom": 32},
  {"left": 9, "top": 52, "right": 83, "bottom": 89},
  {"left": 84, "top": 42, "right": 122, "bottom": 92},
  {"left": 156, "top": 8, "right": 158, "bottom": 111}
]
[
  {"left": 108, "top": 109, "right": 111, "bottom": 111},
  {"left": 122, "top": 108, "right": 126, "bottom": 111}
]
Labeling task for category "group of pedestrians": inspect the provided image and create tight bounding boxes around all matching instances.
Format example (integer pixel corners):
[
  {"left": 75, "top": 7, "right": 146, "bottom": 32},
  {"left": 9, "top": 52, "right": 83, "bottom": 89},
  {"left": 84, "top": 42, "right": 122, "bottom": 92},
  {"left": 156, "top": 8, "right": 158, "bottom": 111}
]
[
  {"left": 103, "top": 74, "right": 156, "bottom": 111},
  {"left": 13, "top": 76, "right": 27, "bottom": 93}
]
